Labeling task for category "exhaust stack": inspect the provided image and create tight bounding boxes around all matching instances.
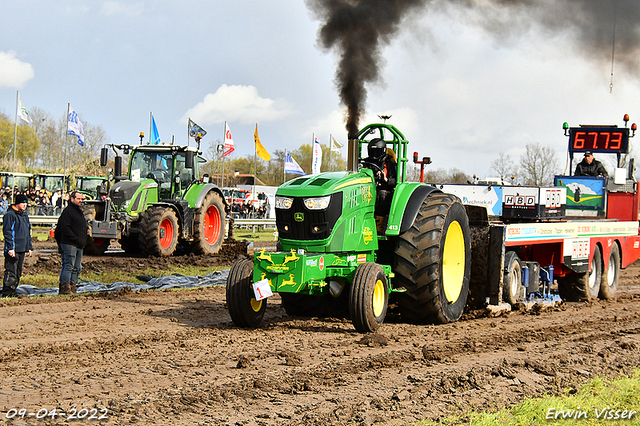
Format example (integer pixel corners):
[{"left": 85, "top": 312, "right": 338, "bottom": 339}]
[{"left": 347, "top": 138, "right": 359, "bottom": 172}]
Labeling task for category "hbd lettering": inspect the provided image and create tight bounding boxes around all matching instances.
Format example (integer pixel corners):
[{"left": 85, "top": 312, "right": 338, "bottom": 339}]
[{"left": 546, "top": 407, "right": 637, "bottom": 420}]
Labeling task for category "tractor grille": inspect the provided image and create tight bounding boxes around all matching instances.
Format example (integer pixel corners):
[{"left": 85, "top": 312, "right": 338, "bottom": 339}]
[
  {"left": 110, "top": 182, "right": 141, "bottom": 210},
  {"left": 276, "top": 193, "right": 342, "bottom": 241}
]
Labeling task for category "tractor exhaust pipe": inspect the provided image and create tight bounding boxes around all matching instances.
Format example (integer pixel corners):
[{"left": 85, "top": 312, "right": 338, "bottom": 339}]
[{"left": 347, "top": 138, "right": 359, "bottom": 172}]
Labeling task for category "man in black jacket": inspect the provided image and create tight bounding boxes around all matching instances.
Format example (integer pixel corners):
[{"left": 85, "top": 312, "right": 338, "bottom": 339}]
[
  {"left": 575, "top": 151, "right": 609, "bottom": 177},
  {"left": 2, "top": 194, "right": 32, "bottom": 297},
  {"left": 55, "top": 191, "right": 88, "bottom": 294}
]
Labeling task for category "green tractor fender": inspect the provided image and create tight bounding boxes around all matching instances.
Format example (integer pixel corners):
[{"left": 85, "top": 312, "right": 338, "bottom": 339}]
[
  {"left": 386, "top": 183, "right": 441, "bottom": 236},
  {"left": 190, "top": 184, "right": 228, "bottom": 209}
]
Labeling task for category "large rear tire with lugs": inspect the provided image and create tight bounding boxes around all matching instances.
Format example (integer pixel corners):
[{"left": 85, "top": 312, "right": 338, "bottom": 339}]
[
  {"left": 139, "top": 206, "right": 179, "bottom": 257},
  {"left": 192, "top": 192, "right": 225, "bottom": 255},
  {"left": 393, "top": 193, "right": 471, "bottom": 324}
]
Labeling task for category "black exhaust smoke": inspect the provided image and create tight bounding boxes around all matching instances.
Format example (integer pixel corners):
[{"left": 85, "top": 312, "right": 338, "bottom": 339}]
[{"left": 307, "top": 0, "right": 640, "bottom": 139}]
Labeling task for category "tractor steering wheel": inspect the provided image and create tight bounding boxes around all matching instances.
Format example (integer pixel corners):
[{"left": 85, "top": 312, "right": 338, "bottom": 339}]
[{"left": 359, "top": 160, "right": 384, "bottom": 175}]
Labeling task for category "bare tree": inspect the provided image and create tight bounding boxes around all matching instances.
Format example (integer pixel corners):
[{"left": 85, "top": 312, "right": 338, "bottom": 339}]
[
  {"left": 491, "top": 152, "right": 518, "bottom": 183},
  {"left": 519, "top": 143, "right": 559, "bottom": 186}
]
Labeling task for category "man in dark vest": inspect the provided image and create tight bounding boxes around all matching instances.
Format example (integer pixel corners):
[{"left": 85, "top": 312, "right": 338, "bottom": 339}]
[
  {"left": 575, "top": 151, "right": 609, "bottom": 177},
  {"left": 2, "top": 194, "right": 32, "bottom": 297},
  {"left": 55, "top": 191, "right": 88, "bottom": 295}
]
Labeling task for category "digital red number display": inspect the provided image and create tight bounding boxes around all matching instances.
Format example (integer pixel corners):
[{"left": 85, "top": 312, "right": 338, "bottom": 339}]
[{"left": 568, "top": 127, "right": 629, "bottom": 154}]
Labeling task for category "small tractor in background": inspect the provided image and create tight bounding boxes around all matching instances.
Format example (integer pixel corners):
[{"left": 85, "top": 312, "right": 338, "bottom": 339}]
[
  {"left": 227, "top": 123, "right": 471, "bottom": 333},
  {"left": 75, "top": 175, "right": 110, "bottom": 200},
  {"left": 82, "top": 140, "right": 228, "bottom": 256}
]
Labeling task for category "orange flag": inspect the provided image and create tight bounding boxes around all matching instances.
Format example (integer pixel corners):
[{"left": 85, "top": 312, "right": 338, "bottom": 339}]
[{"left": 254, "top": 124, "right": 271, "bottom": 161}]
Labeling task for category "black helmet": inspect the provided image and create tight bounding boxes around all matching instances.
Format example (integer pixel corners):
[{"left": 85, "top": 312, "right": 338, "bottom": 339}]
[{"left": 367, "top": 138, "right": 386, "bottom": 162}]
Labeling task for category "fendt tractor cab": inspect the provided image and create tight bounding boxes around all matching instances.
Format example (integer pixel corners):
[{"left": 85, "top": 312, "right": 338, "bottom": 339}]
[
  {"left": 82, "top": 140, "right": 228, "bottom": 256},
  {"left": 227, "top": 123, "right": 472, "bottom": 333}
]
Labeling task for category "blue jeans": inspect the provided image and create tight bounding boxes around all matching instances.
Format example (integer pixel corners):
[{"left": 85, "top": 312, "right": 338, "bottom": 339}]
[{"left": 59, "top": 244, "right": 83, "bottom": 285}]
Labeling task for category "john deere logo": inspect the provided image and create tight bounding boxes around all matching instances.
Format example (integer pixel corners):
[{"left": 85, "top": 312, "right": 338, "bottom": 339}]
[{"left": 294, "top": 212, "right": 304, "bottom": 222}]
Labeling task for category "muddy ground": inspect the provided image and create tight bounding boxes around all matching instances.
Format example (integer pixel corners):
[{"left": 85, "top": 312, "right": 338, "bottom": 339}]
[{"left": 0, "top": 239, "right": 639, "bottom": 425}]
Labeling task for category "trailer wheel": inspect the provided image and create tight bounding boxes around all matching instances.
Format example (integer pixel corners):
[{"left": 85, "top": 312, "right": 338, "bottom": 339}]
[
  {"left": 394, "top": 193, "right": 471, "bottom": 324},
  {"left": 349, "top": 262, "right": 389, "bottom": 333},
  {"left": 599, "top": 243, "right": 620, "bottom": 300},
  {"left": 559, "top": 245, "right": 602, "bottom": 301},
  {"left": 226, "top": 259, "right": 265, "bottom": 328},
  {"left": 503, "top": 251, "right": 524, "bottom": 305},
  {"left": 139, "top": 207, "right": 178, "bottom": 256},
  {"left": 193, "top": 192, "right": 225, "bottom": 255}
]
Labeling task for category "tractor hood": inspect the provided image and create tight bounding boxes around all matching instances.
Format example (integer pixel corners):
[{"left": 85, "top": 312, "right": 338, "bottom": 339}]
[
  {"left": 110, "top": 179, "right": 158, "bottom": 211},
  {"left": 277, "top": 170, "right": 374, "bottom": 197}
]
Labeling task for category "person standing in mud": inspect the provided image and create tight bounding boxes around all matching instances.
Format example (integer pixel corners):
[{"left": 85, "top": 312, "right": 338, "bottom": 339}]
[
  {"left": 1, "top": 194, "right": 32, "bottom": 297},
  {"left": 55, "top": 191, "right": 87, "bottom": 295}
]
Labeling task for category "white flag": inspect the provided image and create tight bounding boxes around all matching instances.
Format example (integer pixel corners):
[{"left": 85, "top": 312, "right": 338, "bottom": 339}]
[
  {"left": 223, "top": 122, "right": 234, "bottom": 157},
  {"left": 67, "top": 105, "right": 85, "bottom": 146},
  {"left": 312, "top": 134, "right": 322, "bottom": 174},
  {"left": 18, "top": 96, "right": 32, "bottom": 124},
  {"left": 330, "top": 135, "right": 343, "bottom": 153},
  {"left": 284, "top": 153, "right": 306, "bottom": 176}
]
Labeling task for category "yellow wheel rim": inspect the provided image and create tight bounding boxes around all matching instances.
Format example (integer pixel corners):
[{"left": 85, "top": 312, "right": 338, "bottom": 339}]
[
  {"left": 250, "top": 297, "right": 262, "bottom": 312},
  {"left": 442, "top": 220, "right": 465, "bottom": 303},
  {"left": 372, "top": 279, "right": 385, "bottom": 318}
]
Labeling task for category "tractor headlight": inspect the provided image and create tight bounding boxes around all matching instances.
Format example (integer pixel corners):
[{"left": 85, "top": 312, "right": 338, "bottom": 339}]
[
  {"left": 275, "top": 196, "right": 293, "bottom": 209},
  {"left": 303, "top": 195, "right": 331, "bottom": 210}
]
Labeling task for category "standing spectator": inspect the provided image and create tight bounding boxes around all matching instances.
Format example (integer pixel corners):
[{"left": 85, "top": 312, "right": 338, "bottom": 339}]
[
  {"left": 55, "top": 191, "right": 88, "bottom": 295},
  {"left": 1, "top": 194, "right": 32, "bottom": 297},
  {"left": 0, "top": 193, "right": 8, "bottom": 215}
]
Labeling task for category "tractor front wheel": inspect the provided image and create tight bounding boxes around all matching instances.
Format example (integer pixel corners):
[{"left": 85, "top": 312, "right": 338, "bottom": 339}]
[
  {"left": 139, "top": 207, "right": 179, "bottom": 256},
  {"left": 226, "top": 259, "right": 265, "bottom": 328},
  {"left": 394, "top": 193, "right": 471, "bottom": 324},
  {"left": 84, "top": 237, "right": 110, "bottom": 255},
  {"left": 193, "top": 192, "right": 225, "bottom": 255},
  {"left": 349, "top": 262, "right": 389, "bottom": 333}
]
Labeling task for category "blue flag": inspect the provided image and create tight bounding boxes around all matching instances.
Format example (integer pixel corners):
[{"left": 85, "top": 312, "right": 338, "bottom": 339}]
[
  {"left": 285, "top": 153, "right": 306, "bottom": 176},
  {"left": 151, "top": 114, "right": 161, "bottom": 145}
]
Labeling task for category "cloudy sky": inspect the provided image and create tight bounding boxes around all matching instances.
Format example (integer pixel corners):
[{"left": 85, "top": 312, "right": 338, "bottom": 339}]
[{"left": 1, "top": 0, "right": 639, "bottom": 179}]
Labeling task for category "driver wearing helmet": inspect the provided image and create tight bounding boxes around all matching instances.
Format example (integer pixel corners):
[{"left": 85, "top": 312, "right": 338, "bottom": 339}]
[{"left": 363, "top": 138, "right": 397, "bottom": 221}]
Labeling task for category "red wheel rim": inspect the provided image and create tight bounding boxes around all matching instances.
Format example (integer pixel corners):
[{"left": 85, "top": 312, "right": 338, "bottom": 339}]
[
  {"left": 203, "top": 205, "right": 221, "bottom": 244},
  {"left": 94, "top": 238, "right": 106, "bottom": 247},
  {"left": 160, "top": 218, "right": 174, "bottom": 249}
]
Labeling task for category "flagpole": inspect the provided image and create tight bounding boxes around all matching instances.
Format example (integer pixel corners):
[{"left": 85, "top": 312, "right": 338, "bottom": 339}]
[
  {"left": 63, "top": 103, "right": 70, "bottom": 198},
  {"left": 221, "top": 122, "right": 226, "bottom": 187},
  {"left": 12, "top": 91, "right": 18, "bottom": 203},
  {"left": 254, "top": 124, "right": 257, "bottom": 206},
  {"left": 283, "top": 149, "right": 286, "bottom": 184},
  {"left": 148, "top": 112, "right": 152, "bottom": 145}
]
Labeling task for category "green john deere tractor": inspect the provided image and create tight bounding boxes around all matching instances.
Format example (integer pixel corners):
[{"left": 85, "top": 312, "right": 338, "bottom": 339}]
[
  {"left": 82, "top": 142, "right": 227, "bottom": 256},
  {"left": 227, "top": 123, "right": 472, "bottom": 333}
]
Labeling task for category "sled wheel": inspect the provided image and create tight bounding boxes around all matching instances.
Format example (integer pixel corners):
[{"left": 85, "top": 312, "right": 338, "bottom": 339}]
[
  {"left": 349, "top": 262, "right": 389, "bottom": 333},
  {"left": 559, "top": 245, "right": 602, "bottom": 302},
  {"left": 600, "top": 243, "right": 620, "bottom": 300},
  {"left": 139, "top": 207, "right": 179, "bottom": 256},
  {"left": 394, "top": 193, "right": 471, "bottom": 324},
  {"left": 193, "top": 192, "right": 225, "bottom": 254},
  {"left": 503, "top": 251, "right": 524, "bottom": 305},
  {"left": 226, "top": 259, "right": 265, "bottom": 328}
]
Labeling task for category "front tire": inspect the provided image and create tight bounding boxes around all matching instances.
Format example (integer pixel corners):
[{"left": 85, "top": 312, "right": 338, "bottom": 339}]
[
  {"left": 394, "top": 193, "right": 471, "bottom": 324},
  {"left": 84, "top": 237, "right": 110, "bottom": 255},
  {"left": 599, "top": 244, "right": 620, "bottom": 300},
  {"left": 192, "top": 192, "right": 225, "bottom": 255},
  {"left": 226, "top": 259, "right": 265, "bottom": 328},
  {"left": 349, "top": 262, "right": 389, "bottom": 333},
  {"left": 139, "top": 207, "right": 179, "bottom": 256}
]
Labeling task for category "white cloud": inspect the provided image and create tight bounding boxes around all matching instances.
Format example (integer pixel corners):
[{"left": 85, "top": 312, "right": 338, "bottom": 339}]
[
  {"left": 0, "top": 51, "right": 34, "bottom": 88},
  {"left": 100, "top": 1, "right": 144, "bottom": 18},
  {"left": 183, "top": 84, "right": 293, "bottom": 126}
]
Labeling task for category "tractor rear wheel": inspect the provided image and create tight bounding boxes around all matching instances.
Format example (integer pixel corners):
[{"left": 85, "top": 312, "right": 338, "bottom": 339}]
[
  {"left": 192, "top": 192, "right": 225, "bottom": 254},
  {"left": 139, "top": 206, "right": 179, "bottom": 256},
  {"left": 119, "top": 235, "right": 140, "bottom": 254},
  {"left": 559, "top": 245, "right": 602, "bottom": 302},
  {"left": 226, "top": 259, "right": 265, "bottom": 328},
  {"left": 599, "top": 243, "right": 620, "bottom": 300},
  {"left": 394, "top": 193, "right": 471, "bottom": 324},
  {"left": 349, "top": 262, "right": 389, "bottom": 333}
]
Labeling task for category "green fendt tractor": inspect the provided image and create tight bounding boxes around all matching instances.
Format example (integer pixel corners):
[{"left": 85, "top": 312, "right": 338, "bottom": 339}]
[
  {"left": 83, "top": 142, "right": 227, "bottom": 256},
  {"left": 227, "top": 123, "right": 472, "bottom": 332}
]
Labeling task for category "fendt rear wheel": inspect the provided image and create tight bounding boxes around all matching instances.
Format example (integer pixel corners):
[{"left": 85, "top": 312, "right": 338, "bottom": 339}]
[
  {"left": 118, "top": 235, "right": 140, "bottom": 253},
  {"left": 226, "top": 259, "right": 266, "bottom": 328},
  {"left": 139, "top": 207, "right": 179, "bottom": 256},
  {"left": 394, "top": 193, "right": 471, "bottom": 324},
  {"left": 349, "top": 262, "right": 389, "bottom": 333},
  {"left": 558, "top": 245, "right": 602, "bottom": 302},
  {"left": 599, "top": 243, "right": 620, "bottom": 300},
  {"left": 193, "top": 192, "right": 225, "bottom": 255},
  {"left": 503, "top": 251, "right": 524, "bottom": 305}
]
